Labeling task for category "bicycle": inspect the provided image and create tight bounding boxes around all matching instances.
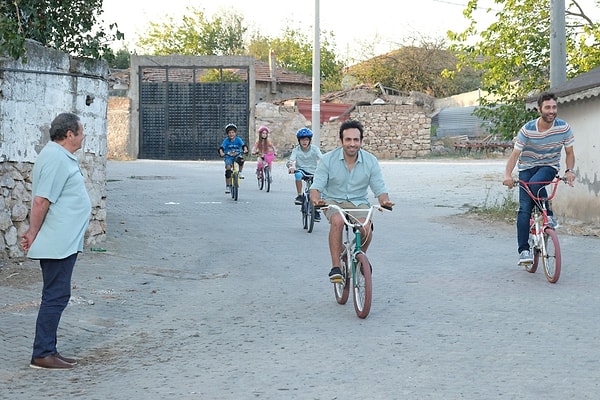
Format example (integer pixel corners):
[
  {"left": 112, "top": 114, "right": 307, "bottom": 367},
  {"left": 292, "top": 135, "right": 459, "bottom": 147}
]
[
  {"left": 515, "top": 176, "right": 566, "bottom": 283},
  {"left": 254, "top": 152, "right": 275, "bottom": 193},
  {"left": 297, "top": 169, "right": 317, "bottom": 233},
  {"left": 227, "top": 151, "right": 243, "bottom": 201},
  {"left": 317, "top": 203, "right": 391, "bottom": 318}
]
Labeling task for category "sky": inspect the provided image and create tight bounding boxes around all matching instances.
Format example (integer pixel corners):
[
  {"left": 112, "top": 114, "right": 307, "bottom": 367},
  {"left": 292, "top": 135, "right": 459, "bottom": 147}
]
[{"left": 101, "top": 0, "right": 600, "bottom": 61}]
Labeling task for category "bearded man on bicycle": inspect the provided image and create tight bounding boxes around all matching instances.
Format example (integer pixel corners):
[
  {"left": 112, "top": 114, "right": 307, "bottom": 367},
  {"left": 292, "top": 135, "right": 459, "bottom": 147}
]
[
  {"left": 309, "top": 120, "right": 394, "bottom": 282},
  {"left": 502, "top": 92, "right": 576, "bottom": 266}
]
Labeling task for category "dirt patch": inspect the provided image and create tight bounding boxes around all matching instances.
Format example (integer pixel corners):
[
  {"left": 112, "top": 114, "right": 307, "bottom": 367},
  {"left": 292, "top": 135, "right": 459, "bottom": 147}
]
[{"left": 0, "top": 258, "right": 40, "bottom": 289}]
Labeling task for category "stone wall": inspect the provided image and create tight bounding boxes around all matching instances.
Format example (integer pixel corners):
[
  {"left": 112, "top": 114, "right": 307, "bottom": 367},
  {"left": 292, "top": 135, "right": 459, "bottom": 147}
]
[
  {"left": 107, "top": 97, "right": 134, "bottom": 160},
  {"left": 0, "top": 41, "right": 108, "bottom": 259},
  {"left": 318, "top": 104, "right": 431, "bottom": 158}
]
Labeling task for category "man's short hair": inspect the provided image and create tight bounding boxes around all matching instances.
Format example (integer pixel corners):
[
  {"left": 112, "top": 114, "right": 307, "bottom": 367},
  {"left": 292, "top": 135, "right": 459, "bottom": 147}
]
[
  {"left": 537, "top": 92, "right": 557, "bottom": 108},
  {"left": 339, "top": 120, "right": 364, "bottom": 140},
  {"left": 50, "top": 113, "right": 81, "bottom": 141}
]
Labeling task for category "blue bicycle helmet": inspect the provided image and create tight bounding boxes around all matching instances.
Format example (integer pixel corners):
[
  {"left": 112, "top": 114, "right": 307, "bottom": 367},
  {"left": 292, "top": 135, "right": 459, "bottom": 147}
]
[
  {"left": 225, "top": 123, "right": 237, "bottom": 133},
  {"left": 296, "top": 127, "right": 313, "bottom": 140}
]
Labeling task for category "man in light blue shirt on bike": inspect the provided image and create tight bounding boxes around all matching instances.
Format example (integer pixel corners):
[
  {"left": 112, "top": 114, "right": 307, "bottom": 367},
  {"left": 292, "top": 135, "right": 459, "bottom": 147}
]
[{"left": 310, "top": 119, "right": 394, "bottom": 282}]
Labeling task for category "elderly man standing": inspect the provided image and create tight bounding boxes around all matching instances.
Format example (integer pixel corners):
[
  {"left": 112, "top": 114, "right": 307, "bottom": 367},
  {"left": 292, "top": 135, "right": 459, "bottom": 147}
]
[{"left": 21, "top": 112, "right": 92, "bottom": 369}]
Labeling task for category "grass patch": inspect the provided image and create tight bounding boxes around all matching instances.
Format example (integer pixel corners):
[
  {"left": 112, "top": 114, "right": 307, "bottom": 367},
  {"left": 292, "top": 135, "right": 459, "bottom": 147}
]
[{"left": 467, "top": 186, "right": 518, "bottom": 224}]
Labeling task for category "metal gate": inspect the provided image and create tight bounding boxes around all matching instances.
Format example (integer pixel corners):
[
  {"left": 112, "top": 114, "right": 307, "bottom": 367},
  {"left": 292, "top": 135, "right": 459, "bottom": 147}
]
[{"left": 138, "top": 66, "right": 249, "bottom": 160}]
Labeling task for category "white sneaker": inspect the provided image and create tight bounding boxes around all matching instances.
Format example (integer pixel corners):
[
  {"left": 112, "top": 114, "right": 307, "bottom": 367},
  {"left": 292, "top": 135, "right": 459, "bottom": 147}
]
[
  {"left": 239, "top": 173, "right": 245, "bottom": 179},
  {"left": 518, "top": 250, "right": 533, "bottom": 265},
  {"left": 225, "top": 186, "right": 231, "bottom": 194},
  {"left": 547, "top": 216, "right": 560, "bottom": 229}
]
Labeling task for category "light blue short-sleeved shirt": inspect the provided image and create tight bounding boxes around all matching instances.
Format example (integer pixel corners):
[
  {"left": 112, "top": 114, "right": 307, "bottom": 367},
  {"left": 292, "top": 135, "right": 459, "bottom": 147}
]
[
  {"left": 289, "top": 144, "right": 322, "bottom": 174},
  {"left": 311, "top": 147, "right": 388, "bottom": 206},
  {"left": 27, "top": 142, "right": 91, "bottom": 259}
]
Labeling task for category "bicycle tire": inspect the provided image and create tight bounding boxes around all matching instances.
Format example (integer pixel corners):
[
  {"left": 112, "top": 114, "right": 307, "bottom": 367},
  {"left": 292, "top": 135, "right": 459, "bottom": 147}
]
[
  {"left": 265, "top": 166, "right": 271, "bottom": 192},
  {"left": 257, "top": 169, "right": 264, "bottom": 190},
  {"left": 526, "top": 231, "right": 539, "bottom": 273},
  {"left": 334, "top": 253, "right": 350, "bottom": 304},
  {"left": 307, "top": 200, "right": 315, "bottom": 233},
  {"left": 353, "top": 253, "right": 372, "bottom": 318},
  {"left": 302, "top": 195, "right": 308, "bottom": 229},
  {"left": 542, "top": 228, "right": 561, "bottom": 283},
  {"left": 232, "top": 172, "right": 239, "bottom": 201}
]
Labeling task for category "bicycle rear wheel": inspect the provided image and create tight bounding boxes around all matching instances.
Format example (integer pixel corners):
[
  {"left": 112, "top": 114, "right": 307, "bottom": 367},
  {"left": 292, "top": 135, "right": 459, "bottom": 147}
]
[
  {"left": 334, "top": 253, "right": 350, "bottom": 304},
  {"left": 353, "top": 253, "right": 372, "bottom": 318},
  {"left": 232, "top": 172, "right": 239, "bottom": 201},
  {"left": 265, "top": 166, "right": 271, "bottom": 192},
  {"left": 526, "top": 233, "right": 539, "bottom": 273},
  {"left": 542, "top": 228, "right": 561, "bottom": 283}
]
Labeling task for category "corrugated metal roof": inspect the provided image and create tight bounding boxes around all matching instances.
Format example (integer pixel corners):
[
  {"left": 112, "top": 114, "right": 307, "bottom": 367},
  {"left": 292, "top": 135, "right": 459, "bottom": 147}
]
[{"left": 526, "top": 66, "right": 600, "bottom": 107}]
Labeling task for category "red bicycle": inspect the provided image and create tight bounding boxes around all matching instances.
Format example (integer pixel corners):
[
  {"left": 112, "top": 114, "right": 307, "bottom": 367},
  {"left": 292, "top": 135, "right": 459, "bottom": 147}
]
[{"left": 516, "top": 176, "right": 566, "bottom": 283}]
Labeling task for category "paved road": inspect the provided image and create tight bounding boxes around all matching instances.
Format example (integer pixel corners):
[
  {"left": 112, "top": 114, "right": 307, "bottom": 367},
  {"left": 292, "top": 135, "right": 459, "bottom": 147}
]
[{"left": 1, "top": 159, "right": 599, "bottom": 399}]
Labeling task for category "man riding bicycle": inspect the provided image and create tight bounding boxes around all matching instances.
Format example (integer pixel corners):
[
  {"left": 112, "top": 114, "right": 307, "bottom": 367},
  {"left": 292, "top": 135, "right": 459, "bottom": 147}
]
[{"left": 309, "top": 120, "right": 394, "bottom": 282}]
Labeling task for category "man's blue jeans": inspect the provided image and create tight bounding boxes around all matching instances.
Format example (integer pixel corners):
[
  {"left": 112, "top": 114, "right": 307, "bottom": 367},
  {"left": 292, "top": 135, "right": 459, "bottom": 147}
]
[
  {"left": 517, "top": 167, "right": 557, "bottom": 253},
  {"left": 32, "top": 253, "right": 77, "bottom": 360}
]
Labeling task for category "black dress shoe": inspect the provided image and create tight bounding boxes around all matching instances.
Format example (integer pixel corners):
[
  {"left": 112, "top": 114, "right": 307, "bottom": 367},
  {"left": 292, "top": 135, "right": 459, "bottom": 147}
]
[
  {"left": 30, "top": 354, "right": 74, "bottom": 369},
  {"left": 55, "top": 353, "right": 78, "bottom": 365}
]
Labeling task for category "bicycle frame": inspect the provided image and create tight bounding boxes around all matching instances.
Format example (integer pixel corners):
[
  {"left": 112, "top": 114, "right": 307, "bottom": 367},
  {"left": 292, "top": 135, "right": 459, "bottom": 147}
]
[
  {"left": 324, "top": 204, "right": 384, "bottom": 318},
  {"left": 516, "top": 176, "right": 564, "bottom": 283},
  {"left": 297, "top": 170, "right": 315, "bottom": 232},
  {"left": 227, "top": 152, "right": 242, "bottom": 201}
]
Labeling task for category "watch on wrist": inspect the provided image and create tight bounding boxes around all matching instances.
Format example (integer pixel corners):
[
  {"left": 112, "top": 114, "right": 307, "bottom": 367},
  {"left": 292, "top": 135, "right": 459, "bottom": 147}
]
[{"left": 565, "top": 169, "right": 574, "bottom": 174}]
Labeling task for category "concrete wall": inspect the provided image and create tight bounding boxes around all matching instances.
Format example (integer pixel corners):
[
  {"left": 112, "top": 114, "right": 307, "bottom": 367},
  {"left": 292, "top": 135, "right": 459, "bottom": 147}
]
[
  {"left": 551, "top": 97, "right": 600, "bottom": 223},
  {"left": 0, "top": 41, "right": 108, "bottom": 258}
]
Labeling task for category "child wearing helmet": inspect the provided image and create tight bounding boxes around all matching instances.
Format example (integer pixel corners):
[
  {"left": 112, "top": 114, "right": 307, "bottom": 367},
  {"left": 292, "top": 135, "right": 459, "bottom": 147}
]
[
  {"left": 218, "top": 123, "right": 248, "bottom": 193},
  {"left": 286, "top": 127, "right": 323, "bottom": 215},
  {"left": 251, "top": 125, "right": 277, "bottom": 181}
]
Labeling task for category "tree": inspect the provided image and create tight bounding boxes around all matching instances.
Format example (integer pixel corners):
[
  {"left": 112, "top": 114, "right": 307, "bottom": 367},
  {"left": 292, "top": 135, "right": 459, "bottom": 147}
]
[
  {"left": 345, "top": 37, "right": 481, "bottom": 97},
  {"left": 0, "top": 0, "right": 123, "bottom": 61},
  {"left": 447, "top": 0, "right": 600, "bottom": 139},
  {"left": 248, "top": 27, "right": 344, "bottom": 92},
  {"left": 136, "top": 7, "right": 246, "bottom": 56}
]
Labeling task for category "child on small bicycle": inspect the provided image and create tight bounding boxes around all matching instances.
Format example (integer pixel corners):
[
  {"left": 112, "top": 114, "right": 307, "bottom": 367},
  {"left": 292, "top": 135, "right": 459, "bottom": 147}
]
[
  {"left": 251, "top": 125, "right": 277, "bottom": 181},
  {"left": 286, "top": 127, "right": 323, "bottom": 219},
  {"left": 218, "top": 123, "right": 248, "bottom": 193}
]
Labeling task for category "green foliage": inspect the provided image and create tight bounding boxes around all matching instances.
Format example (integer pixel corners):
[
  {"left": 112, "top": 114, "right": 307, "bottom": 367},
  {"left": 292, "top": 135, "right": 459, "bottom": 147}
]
[
  {"left": 200, "top": 69, "right": 244, "bottom": 82},
  {"left": 136, "top": 7, "right": 246, "bottom": 56},
  {"left": 248, "top": 27, "right": 344, "bottom": 92},
  {"left": 346, "top": 39, "right": 481, "bottom": 97},
  {"left": 0, "top": 0, "right": 123, "bottom": 61},
  {"left": 448, "top": 0, "right": 600, "bottom": 139},
  {"left": 105, "top": 48, "right": 131, "bottom": 69}
]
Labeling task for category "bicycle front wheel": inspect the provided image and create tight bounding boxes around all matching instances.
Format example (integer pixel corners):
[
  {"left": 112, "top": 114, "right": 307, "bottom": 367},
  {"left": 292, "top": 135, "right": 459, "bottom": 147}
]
[
  {"left": 265, "top": 166, "right": 271, "bottom": 192},
  {"left": 353, "top": 253, "right": 372, "bottom": 318},
  {"left": 301, "top": 196, "right": 308, "bottom": 229},
  {"left": 334, "top": 252, "right": 350, "bottom": 304},
  {"left": 257, "top": 169, "right": 264, "bottom": 190},
  {"left": 307, "top": 201, "right": 315, "bottom": 233},
  {"left": 232, "top": 172, "right": 239, "bottom": 201},
  {"left": 542, "top": 228, "right": 561, "bottom": 283}
]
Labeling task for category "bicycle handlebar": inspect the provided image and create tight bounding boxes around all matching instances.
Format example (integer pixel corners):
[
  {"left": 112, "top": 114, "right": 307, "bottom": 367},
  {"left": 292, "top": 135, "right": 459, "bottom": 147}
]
[
  {"left": 514, "top": 176, "right": 566, "bottom": 201},
  {"left": 316, "top": 204, "right": 390, "bottom": 228}
]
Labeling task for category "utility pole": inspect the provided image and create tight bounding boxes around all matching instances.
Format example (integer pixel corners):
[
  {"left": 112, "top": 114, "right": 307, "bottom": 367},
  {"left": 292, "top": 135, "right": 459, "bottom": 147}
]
[
  {"left": 312, "top": 0, "right": 321, "bottom": 145},
  {"left": 550, "top": 0, "right": 567, "bottom": 87}
]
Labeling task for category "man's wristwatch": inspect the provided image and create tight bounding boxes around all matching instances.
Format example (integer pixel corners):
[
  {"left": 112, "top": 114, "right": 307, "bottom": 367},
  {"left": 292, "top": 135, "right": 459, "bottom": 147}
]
[{"left": 565, "top": 169, "right": 574, "bottom": 174}]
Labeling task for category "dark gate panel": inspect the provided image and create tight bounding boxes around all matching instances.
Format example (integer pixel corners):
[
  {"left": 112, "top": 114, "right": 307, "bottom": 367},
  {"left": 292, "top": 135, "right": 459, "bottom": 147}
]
[{"left": 139, "top": 66, "right": 250, "bottom": 160}]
